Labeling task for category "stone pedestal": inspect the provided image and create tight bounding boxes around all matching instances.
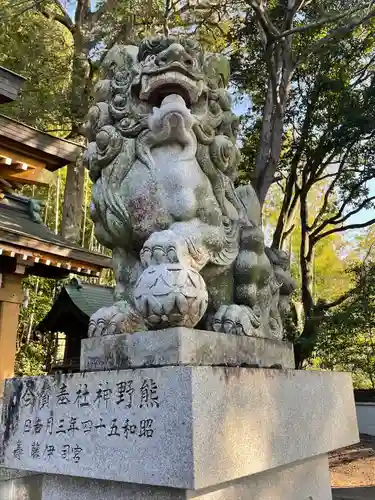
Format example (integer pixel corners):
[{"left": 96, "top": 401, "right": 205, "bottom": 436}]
[
  {"left": 80, "top": 327, "right": 295, "bottom": 371},
  {"left": 1, "top": 455, "right": 330, "bottom": 499},
  {"left": 0, "top": 331, "right": 359, "bottom": 499}
]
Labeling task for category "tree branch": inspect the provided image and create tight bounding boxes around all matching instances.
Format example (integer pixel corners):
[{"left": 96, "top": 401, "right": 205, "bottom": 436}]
[
  {"left": 2, "top": 3, "right": 34, "bottom": 19},
  {"left": 308, "top": 149, "right": 339, "bottom": 188},
  {"left": 53, "top": 0, "right": 73, "bottom": 24},
  {"left": 248, "top": 0, "right": 280, "bottom": 39},
  {"left": 99, "top": 18, "right": 135, "bottom": 61},
  {"left": 312, "top": 180, "right": 375, "bottom": 237},
  {"left": 320, "top": 288, "right": 355, "bottom": 311},
  {"left": 314, "top": 217, "right": 375, "bottom": 242},
  {"left": 37, "top": 0, "right": 74, "bottom": 31},
  {"left": 174, "top": 1, "right": 222, "bottom": 18},
  {"left": 315, "top": 172, "right": 339, "bottom": 182},
  {"left": 335, "top": 195, "right": 375, "bottom": 225},
  {"left": 275, "top": 4, "right": 368, "bottom": 40},
  {"left": 353, "top": 53, "right": 375, "bottom": 86},
  {"left": 301, "top": 7, "right": 375, "bottom": 60}
]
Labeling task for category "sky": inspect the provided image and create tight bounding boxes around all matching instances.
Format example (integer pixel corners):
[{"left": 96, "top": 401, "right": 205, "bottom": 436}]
[{"left": 351, "top": 183, "right": 375, "bottom": 225}]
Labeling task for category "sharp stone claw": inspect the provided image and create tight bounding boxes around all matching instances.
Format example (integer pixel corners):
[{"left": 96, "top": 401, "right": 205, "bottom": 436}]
[
  {"left": 223, "top": 321, "right": 233, "bottom": 334},
  {"left": 153, "top": 248, "right": 165, "bottom": 264},
  {"left": 212, "top": 321, "right": 222, "bottom": 332}
]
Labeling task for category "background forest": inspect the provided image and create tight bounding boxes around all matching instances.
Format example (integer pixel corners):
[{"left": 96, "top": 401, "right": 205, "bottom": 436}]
[{"left": 2, "top": 0, "right": 375, "bottom": 385}]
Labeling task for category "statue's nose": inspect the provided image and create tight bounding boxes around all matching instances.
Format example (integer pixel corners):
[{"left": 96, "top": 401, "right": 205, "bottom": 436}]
[{"left": 157, "top": 43, "right": 193, "bottom": 66}]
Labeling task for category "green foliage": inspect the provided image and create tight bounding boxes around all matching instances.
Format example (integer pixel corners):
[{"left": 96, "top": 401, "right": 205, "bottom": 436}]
[
  {"left": 314, "top": 259, "right": 375, "bottom": 387},
  {"left": 0, "top": 0, "right": 236, "bottom": 136},
  {"left": 232, "top": 0, "right": 375, "bottom": 366},
  {"left": 18, "top": 276, "right": 57, "bottom": 339},
  {"left": 0, "top": 0, "right": 72, "bottom": 132},
  {"left": 15, "top": 342, "right": 47, "bottom": 377}
]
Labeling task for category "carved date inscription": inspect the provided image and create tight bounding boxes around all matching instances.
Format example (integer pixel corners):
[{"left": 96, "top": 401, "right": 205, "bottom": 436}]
[{"left": 11, "top": 375, "right": 161, "bottom": 465}]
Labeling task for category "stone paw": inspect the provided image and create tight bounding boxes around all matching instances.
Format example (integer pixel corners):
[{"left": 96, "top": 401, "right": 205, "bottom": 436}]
[
  {"left": 87, "top": 301, "right": 144, "bottom": 337},
  {"left": 212, "top": 304, "right": 261, "bottom": 336},
  {"left": 140, "top": 230, "right": 189, "bottom": 267}
]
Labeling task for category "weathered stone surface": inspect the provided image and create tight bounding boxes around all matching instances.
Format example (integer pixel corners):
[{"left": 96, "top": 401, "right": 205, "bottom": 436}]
[
  {"left": 187, "top": 455, "right": 332, "bottom": 500},
  {"left": 0, "top": 367, "right": 358, "bottom": 490},
  {"left": 0, "top": 467, "right": 36, "bottom": 481},
  {"left": 0, "top": 474, "right": 42, "bottom": 500},
  {"left": 0, "top": 455, "right": 332, "bottom": 499},
  {"left": 133, "top": 265, "right": 208, "bottom": 330},
  {"left": 1, "top": 367, "right": 193, "bottom": 488},
  {"left": 0, "top": 474, "right": 182, "bottom": 500},
  {"left": 84, "top": 38, "right": 296, "bottom": 340},
  {"left": 80, "top": 328, "right": 295, "bottom": 371}
]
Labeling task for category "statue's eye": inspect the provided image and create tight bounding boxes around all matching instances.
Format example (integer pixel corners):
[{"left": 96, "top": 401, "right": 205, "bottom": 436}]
[
  {"left": 144, "top": 54, "right": 156, "bottom": 64},
  {"left": 138, "top": 39, "right": 171, "bottom": 61}
]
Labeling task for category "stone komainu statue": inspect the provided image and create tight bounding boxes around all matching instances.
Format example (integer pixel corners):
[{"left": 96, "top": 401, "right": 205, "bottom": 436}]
[{"left": 83, "top": 38, "right": 296, "bottom": 339}]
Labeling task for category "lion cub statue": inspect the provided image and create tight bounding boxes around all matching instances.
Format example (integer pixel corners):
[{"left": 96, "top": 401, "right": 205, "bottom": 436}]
[{"left": 83, "top": 37, "right": 295, "bottom": 340}]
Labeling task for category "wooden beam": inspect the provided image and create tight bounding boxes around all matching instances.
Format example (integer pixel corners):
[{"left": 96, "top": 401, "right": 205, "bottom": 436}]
[
  {"left": 0, "top": 178, "right": 12, "bottom": 189},
  {"left": 0, "top": 115, "right": 82, "bottom": 167},
  {"left": 0, "top": 290, "right": 24, "bottom": 303},
  {"left": 0, "top": 164, "right": 55, "bottom": 186},
  {"left": 0, "top": 274, "right": 24, "bottom": 303},
  {"left": 0, "top": 146, "right": 45, "bottom": 169},
  {"left": 0, "top": 248, "right": 102, "bottom": 278},
  {"left": 0, "top": 178, "right": 14, "bottom": 197},
  {"left": 13, "top": 162, "right": 28, "bottom": 171},
  {"left": 0, "top": 156, "right": 28, "bottom": 171}
]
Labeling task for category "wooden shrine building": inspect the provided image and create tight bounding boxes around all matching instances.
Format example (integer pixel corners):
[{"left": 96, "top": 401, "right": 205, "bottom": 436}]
[
  {"left": 0, "top": 66, "right": 111, "bottom": 386},
  {"left": 37, "top": 278, "right": 114, "bottom": 373}
]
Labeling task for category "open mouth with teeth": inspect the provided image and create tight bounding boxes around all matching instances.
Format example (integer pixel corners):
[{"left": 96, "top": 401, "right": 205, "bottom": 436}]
[{"left": 139, "top": 71, "right": 204, "bottom": 108}]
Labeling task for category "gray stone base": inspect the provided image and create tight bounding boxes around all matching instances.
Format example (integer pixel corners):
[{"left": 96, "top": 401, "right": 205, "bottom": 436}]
[
  {"left": 80, "top": 328, "right": 295, "bottom": 371},
  {"left": 0, "top": 366, "right": 357, "bottom": 489},
  {"left": 0, "top": 455, "right": 331, "bottom": 500}
]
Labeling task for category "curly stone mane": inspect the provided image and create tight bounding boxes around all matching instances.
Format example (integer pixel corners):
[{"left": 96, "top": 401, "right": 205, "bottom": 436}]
[{"left": 84, "top": 39, "right": 246, "bottom": 255}]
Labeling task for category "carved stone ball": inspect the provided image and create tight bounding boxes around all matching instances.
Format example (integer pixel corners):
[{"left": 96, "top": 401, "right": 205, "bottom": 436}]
[{"left": 134, "top": 264, "right": 208, "bottom": 330}]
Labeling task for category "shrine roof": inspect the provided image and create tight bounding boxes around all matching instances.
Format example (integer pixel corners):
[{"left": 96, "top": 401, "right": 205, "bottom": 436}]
[
  {"left": 0, "top": 114, "right": 82, "bottom": 171},
  {"left": 65, "top": 278, "right": 114, "bottom": 317},
  {"left": 0, "top": 194, "right": 111, "bottom": 277},
  {"left": 38, "top": 278, "right": 114, "bottom": 333}
]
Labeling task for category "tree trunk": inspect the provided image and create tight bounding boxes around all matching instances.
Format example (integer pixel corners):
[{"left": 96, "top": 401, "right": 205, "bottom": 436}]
[
  {"left": 61, "top": 15, "right": 92, "bottom": 244},
  {"left": 61, "top": 155, "right": 85, "bottom": 243},
  {"left": 253, "top": 40, "right": 294, "bottom": 207},
  {"left": 295, "top": 189, "right": 316, "bottom": 368},
  {"left": 55, "top": 170, "right": 60, "bottom": 234},
  {"left": 70, "top": 22, "right": 92, "bottom": 135},
  {"left": 253, "top": 78, "right": 274, "bottom": 203},
  {"left": 81, "top": 171, "right": 88, "bottom": 247}
]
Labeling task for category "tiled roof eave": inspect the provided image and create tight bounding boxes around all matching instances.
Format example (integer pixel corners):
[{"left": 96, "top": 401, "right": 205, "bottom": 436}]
[{"left": 0, "top": 228, "right": 111, "bottom": 276}]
